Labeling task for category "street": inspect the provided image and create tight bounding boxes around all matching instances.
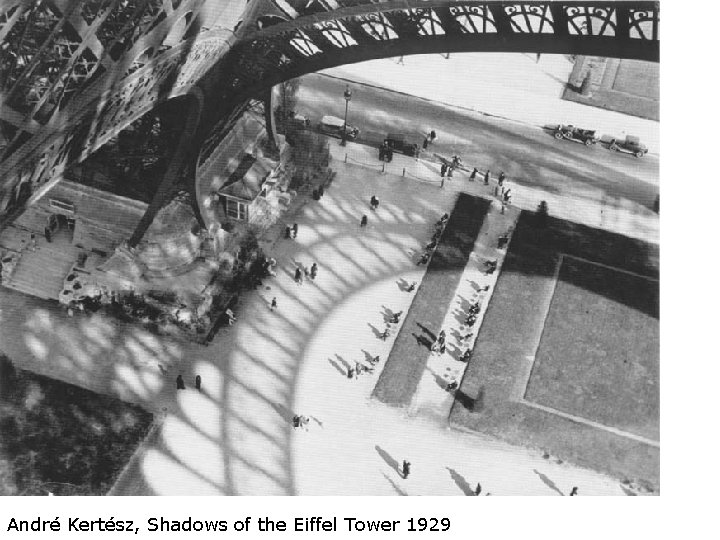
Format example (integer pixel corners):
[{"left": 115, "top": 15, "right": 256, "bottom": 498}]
[{"left": 294, "top": 72, "right": 659, "bottom": 212}]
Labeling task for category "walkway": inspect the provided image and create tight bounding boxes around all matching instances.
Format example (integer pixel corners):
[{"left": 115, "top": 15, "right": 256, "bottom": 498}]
[{"left": 0, "top": 137, "right": 651, "bottom": 495}]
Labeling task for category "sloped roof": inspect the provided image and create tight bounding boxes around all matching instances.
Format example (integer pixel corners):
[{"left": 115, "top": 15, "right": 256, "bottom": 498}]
[{"left": 218, "top": 156, "right": 276, "bottom": 202}]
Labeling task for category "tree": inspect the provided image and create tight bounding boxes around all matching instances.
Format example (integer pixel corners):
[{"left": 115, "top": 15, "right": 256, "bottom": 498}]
[
  {"left": 274, "top": 78, "right": 301, "bottom": 133},
  {"left": 288, "top": 131, "right": 330, "bottom": 190}
]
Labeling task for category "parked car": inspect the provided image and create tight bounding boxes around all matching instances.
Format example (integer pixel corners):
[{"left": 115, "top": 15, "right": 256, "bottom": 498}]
[
  {"left": 318, "top": 115, "right": 359, "bottom": 140},
  {"left": 384, "top": 133, "right": 418, "bottom": 156},
  {"left": 607, "top": 135, "right": 648, "bottom": 157},
  {"left": 553, "top": 124, "right": 599, "bottom": 146}
]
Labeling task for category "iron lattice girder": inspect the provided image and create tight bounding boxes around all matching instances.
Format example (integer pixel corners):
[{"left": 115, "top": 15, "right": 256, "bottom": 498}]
[
  {"left": 0, "top": 1, "right": 658, "bottom": 224},
  {"left": 217, "top": 1, "right": 658, "bottom": 110}
]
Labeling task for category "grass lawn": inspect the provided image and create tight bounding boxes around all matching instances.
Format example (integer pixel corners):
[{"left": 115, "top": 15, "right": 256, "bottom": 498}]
[
  {"left": 0, "top": 355, "right": 153, "bottom": 495},
  {"left": 525, "top": 256, "right": 659, "bottom": 441},
  {"left": 450, "top": 211, "right": 660, "bottom": 489},
  {"left": 373, "top": 193, "right": 490, "bottom": 406}
]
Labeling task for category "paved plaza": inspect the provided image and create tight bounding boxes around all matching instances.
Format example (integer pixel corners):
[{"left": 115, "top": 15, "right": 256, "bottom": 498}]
[{"left": 0, "top": 139, "right": 657, "bottom": 495}]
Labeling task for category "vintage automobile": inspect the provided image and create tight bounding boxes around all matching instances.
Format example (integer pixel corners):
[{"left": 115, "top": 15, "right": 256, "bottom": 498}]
[
  {"left": 553, "top": 124, "right": 599, "bottom": 146},
  {"left": 318, "top": 115, "right": 359, "bottom": 140},
  {"left": 607, "top": 135, "right": 648, "bottom": 158},
  {"left": 384, "top": 133, "right": 419, "bottom": 156}
]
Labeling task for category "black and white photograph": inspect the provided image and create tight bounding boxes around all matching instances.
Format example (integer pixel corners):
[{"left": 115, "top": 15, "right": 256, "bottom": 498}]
[{"left": 0, "top": 0, "right": 702, "bottom": 532}]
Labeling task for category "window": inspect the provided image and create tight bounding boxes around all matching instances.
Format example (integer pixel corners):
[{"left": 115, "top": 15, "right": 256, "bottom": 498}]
[{"left": 225, "top": 199, "right": 247, "bottom": 221}]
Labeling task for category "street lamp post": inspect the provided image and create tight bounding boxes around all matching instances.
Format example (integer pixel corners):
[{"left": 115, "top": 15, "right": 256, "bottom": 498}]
[{"left": 341, "top": 85, "right": 352, "bottom": 146}]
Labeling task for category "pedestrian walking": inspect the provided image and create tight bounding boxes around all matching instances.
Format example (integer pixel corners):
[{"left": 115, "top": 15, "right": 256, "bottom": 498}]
[
  {"left": 195, "top": 375, "right": 202, "bottom": 390},
  {"left": 347, "top": 367, "right": 354, "bottom": 379},
  {"left": 292, "top": 223, "right": 298, "bottom": 238},
  {"left": 470, "top": 167, "right": 478, "bottom": 181},
  {"left": 440, "top": 163, "right": 447, "bottom": 177},
  {"left": 569, "top": 487, "right": 579, "bottom": 496},
  {"left": 390, "top": 311, "right": 402, "bottom": 324},
  {"left": 402, "top": 460, "right": 411, "bottom": 479},
  {"left": 475, "top": 483, "right": 482, "bottom": 496},
  {"left": 271, "top": 297, "right": 277, "bottom": 310},
  {"left": 226, "top": 308, "right": 236, "bottom": 325},
  {"left": 429, "top": 130, "right": 437, "bottom": 143},
  {"left": 438, "top": 329, "right": 446, "bottom": 344},
  {"left": 176, "top": 374, "right": 185, "bottom": 390},
  {"left": 285, "top": 226, "right": 292, "bottom": 239},
  {"left": 498, "top": 171, "right": 506, "bottom": 186},
  {"left": 380, "top": 328, "right": 390, "bottom": 341},
  {"left": 44, "top": 227, "right": 52, "bottom": 243},
  {"left": 293, "top": 415, "right": 301, "bottom": 428},
  {"left": 360, "top": 214, "right": 368, "bottom": 227},
  {"left": 484, "top": 170, "right": 490, "bottom": 185},
  {"left": 294, "top": 267, "right": 303, "bottom": 284},
  {"left": 310, "top": 263, "right": 318, "bottom": 279},
  {"left": 422, "top": 138, "right": 429, "bottom": 150},
  {"left": 407, "top": 281, "right": 417, "bottom": 292}
]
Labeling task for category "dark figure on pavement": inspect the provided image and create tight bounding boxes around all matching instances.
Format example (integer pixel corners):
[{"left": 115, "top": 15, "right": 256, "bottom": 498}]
[
  {"left": 417, "top": 253, "right": 430, "bottom": 265},
  {"left": 503, "top": 190, "right": 511, "bottom": 204},
  {"left": 318, "top": 185, "right": 324, "bottom": 197},
  {"left": 446, "top": 380, "right": 458, "bottom": 392},
  {"left": 226, "top": 308, "right": 236, "bottom": 325},
  {"left": 380, "top": 328, "right": 390, "bottom": 341},
  {"left": 470, "top": 167, "right": 478, "bottom": 181},
  {"left": 438, "top": 330, "right": 446, "bottom": 344},
  {"left": 195, "top": 375, "right": 202, "bottom": 390},
  {"left": 402, "top": 460, "right": 411, "bottom": 479},
  {"left": 569, "top": 487, "right": 579, "bottom": 496},
  {"left": 271, "top": 297, "right": 277, "bottom": 310},
  {"left": 44, "top": 227, "right": 52, "bottom": 243},
  {"left": 347, "top": 367, "right": 354, "bottom": 379},
  {"left": 422, "top": 138, "right": 429, "bottom": 150},
  {"left": 440, "top": 163, "right": 447, "bottom": 177},
  {"left": 466, "top": 314, "right": 477, "bottom": 327},
  {"left": 484, "top": 170, "right": 490, "bottom": 185},
  {"left": 360, "top": 214, "right": 368, "bottom": 227},
  {"left": 370, "top": 195, "right": 379, "bottom": 210},
  {"left": 371, "top": 355, "right": 380, "bottom": 365},
  {"left": 475, "top": 483, "right": 482, "bottom": 496},
  {"left": 310, "top": 263, "right": 318, "bottom": 279},
  {"left": 294, "top": 267, "right": 303, "bottom": 284},
  {"left": 461, "top": 349, "right": 472, "bottom": 362},
  {"left": 292, "top": 223, "right": 298, "bottom": 238},
  {"left": 176, "top": 374, "right": 185, "bottom": 390},
  {"left": 407, "top": 281, "right": 417, "bottom": 292},
  {"left": 390, "top": 311, "right": 402, "bottom": 324},
  {"left": 440, "top": 213, "right": 449, "bottom": 223},
  {"left": 293, "top": 415, "right": 301, "bottom": 428},
  {"left": 498, "top": 171, "right": 506, "bottom": 186},
  {"left": 430, "top": 130, "right": 437, "bottom": 143},
  {"left": 285, "top": 226, "right": 292, "bottom": 239}
]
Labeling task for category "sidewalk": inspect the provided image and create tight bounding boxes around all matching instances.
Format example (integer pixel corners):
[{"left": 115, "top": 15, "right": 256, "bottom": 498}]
[
  {"left": 324, "top": 53, "right": 660, "bottom": 155},
  {"left": 332, "top": 142, "right": 658, "bottom": 245}
]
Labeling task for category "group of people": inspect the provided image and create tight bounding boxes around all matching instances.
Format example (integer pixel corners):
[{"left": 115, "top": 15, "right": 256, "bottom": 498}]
[
  {"left": 418, "top": 213, "right": 448, "bottom": 265},
  {"left": 176, "top": 374, "right": 202, "bottom": 391},
  {"left": 378, "top": 141, "right": 394, "bottom": 162},
  {"left": 292, "top": 414, "right": 310, "bottom": 430},
  {"left": 294, "top": 261, "right": 318, "bottom": 284},
  {"left": 285, "top": 223, "right": 299, "bottom": 239}
]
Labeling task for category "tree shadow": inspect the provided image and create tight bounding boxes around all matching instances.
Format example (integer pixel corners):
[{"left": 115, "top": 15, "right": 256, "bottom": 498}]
[{"left": 367, "top": 322, "right": 384, "bottom": 339}]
